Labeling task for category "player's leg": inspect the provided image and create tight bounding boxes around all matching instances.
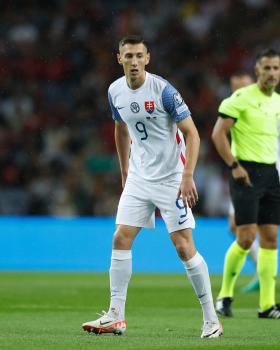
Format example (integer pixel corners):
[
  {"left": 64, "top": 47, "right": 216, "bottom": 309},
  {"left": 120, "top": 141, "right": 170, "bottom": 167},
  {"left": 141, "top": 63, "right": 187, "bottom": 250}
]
[
  {"left": 216, "top": 165, "right": 258, "bottom": 316},
  {"left": 82, "top": 178, "right": 155, "bottom": 334},
  {"left": 257, "top": 165, "right": 280, "bottom": 319},
  {"left": 229, "top": 201, "right": 259, "bottom": 292},
  {"left": 257, "top": 224, "right": 279, "bottom": 318},
  {"left": 241, "top": 238, "right": 260, "bottom": 292},
  {"left": 82, "top": 224, "right": 140, "bottom": 335},
  {"left": 155, "top": 183, "right": 222, "bottom": 338},
  {"left": 216, "top": 224, "right": 256, "bottom": 316},
  {"left": 109, "top": 225, "right": 140, "bottom": 318},
  {"left": 170, "top": 228, "right": 222, "bottom": 338}
]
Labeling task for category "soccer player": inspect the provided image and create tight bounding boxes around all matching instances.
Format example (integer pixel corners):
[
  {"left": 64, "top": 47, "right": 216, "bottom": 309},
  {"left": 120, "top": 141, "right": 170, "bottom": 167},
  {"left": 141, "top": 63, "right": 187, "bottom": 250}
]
[
  {"left": 228, "top": 72, "right": 260, "bottom": 293},
  {"left": 212, "top": 49, "right": 280, "bottom": 319},
  {"left": 82, "top": 35, "right": 222, "bottom": 338}
]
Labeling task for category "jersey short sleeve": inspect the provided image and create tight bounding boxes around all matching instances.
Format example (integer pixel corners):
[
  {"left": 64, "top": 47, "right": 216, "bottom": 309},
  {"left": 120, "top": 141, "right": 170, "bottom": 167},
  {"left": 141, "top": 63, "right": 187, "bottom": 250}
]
[
  {"left": 218, "top": 90, "right": 246, "bottom": 120},
  {"left": 108, "top": 91, "right": 122, "bottom": 121},
  {"left": 162, "top": 83, "right": 191, "bottom": 122}
]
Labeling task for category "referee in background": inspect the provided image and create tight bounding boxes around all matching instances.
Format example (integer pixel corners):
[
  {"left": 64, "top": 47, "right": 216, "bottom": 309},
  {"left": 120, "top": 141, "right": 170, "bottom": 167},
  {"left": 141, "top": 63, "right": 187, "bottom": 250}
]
[{"left": 212, "top": 48, "right": 280, "bottom": 319}]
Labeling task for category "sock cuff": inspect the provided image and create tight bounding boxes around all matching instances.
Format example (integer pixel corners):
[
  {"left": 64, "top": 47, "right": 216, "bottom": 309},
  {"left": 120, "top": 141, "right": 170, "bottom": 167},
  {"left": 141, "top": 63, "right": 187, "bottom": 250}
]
[
  {"left": 233, "top": 241, "right": 250, "bottom": 256},
  {"left": 258, "top": 247, "right": 278, "bottom": 259},
  {"left": 183, "top": 252, "right": 204, "bottom": 269},
  {"left": 111, "top": 249, "right": 132, "bottom": 260}
]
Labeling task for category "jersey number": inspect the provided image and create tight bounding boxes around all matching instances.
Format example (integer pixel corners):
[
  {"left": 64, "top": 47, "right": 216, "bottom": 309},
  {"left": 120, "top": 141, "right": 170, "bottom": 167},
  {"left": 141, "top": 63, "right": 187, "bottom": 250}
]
[
  {"left": 135, "top": 122, "right": 148, "bottom": 140},
  {"left": 176, "top": 197, "right": 188, "bottom": 225}
]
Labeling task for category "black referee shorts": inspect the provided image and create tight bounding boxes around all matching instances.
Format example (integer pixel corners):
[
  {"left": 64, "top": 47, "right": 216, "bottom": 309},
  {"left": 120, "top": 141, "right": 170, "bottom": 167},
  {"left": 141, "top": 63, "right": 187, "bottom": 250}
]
[{"left": 230, "top": 161, "right": 280, "bottom": 226}]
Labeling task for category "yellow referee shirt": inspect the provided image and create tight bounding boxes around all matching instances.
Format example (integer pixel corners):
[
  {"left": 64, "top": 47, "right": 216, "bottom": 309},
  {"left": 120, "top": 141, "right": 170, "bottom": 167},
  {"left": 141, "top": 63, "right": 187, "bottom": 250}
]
[{"left": 218, "top": 84, "right": 280, "bottom": 164}]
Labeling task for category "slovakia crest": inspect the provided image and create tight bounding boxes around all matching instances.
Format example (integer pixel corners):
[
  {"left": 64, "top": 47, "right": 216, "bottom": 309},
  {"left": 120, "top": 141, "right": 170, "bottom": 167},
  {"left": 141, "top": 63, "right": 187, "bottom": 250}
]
[{"left": 144, "top": 101, "right": 154, "bottom": 114}]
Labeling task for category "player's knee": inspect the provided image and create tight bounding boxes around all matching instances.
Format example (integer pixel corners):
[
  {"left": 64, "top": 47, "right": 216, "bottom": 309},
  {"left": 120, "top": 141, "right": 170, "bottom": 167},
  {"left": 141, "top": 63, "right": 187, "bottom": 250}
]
[
  {"left": 175, "top": 243, "right": 189, "bottom": 260},
  {"left": 260, "top": 235, "right": 278, "bottom": 249},
  {"left": 237, "top": 233, "right": 255, "bottom": 249},
  {"left": 266, "top": 235, "right": 277, "bottom": 245},
  {"left": 236, "top": 225, "right": 257, "bottom": 249},
  {"left": 113, "top": 226, "right": 136, "bottom": 249},
  {"left": 237, "top": 237, "right": 254, "bottom": 250},
  {"left": 113, "top": 230, "right": 129, "bottom": 248}
]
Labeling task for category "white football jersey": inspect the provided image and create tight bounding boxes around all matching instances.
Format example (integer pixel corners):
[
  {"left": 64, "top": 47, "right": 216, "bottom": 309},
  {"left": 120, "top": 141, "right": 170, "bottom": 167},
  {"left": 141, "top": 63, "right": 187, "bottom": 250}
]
[{"left": 108, "top": 72, "right": 191, "bottom": 182}]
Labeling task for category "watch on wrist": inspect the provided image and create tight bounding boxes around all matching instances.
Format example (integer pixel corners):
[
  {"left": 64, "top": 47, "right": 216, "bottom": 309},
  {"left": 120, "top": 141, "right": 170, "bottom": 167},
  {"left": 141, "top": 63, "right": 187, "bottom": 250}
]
[{"left": 229, "top": 161, "right": 239, "bottom": 170}]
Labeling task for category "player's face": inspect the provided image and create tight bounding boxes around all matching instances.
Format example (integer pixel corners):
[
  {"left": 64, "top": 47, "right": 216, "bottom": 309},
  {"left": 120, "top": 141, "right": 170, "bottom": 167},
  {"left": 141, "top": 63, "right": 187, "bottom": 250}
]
[
  {"left": 256, "top": 56, "right": 280, "bottom": 90},
  {"left": 230, "top": 75, "right": 253, "bottom": 92},
  {"left": 117, "top": 43, "right": 150, "bottom": 86}
]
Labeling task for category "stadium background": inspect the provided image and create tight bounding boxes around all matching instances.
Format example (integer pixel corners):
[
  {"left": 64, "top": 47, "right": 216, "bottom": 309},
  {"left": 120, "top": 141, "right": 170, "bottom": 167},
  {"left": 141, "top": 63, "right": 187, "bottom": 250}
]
[{"left": 0, "top": 0, "right": 279, "bottom": 272}]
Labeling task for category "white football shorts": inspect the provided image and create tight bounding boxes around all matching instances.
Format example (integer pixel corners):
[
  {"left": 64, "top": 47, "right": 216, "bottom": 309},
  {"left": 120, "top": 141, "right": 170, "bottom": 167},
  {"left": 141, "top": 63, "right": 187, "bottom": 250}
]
[{"left": 116, "top": 177, "right": 195, "bottom": 233}]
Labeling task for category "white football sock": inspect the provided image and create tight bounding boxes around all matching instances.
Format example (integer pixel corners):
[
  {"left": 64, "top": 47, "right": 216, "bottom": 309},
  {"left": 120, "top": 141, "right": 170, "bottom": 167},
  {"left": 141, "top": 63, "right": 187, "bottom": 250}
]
[
  {"left": 109, "top": 249, "right": 132, "bottom": 320},
  {"left": 183, "top": 252, "right": 218, "bottom": 323},
  {"left": 248, "top": 239, "right": 259, "bottom": 267}
]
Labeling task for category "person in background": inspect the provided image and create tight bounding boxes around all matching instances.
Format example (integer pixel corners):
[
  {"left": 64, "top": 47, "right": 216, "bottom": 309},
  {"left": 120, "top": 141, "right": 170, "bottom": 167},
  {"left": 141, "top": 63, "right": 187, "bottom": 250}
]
[
  {"left": 228, "top": 72, "right": 260, "bottom": 293},
  {"left": 212, "top": 49, "right": 280, "bottom": 319}
]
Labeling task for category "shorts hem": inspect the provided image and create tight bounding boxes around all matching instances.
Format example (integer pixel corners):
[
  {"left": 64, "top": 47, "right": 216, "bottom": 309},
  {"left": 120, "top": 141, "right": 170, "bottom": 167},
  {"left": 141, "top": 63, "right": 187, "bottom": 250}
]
[
  {"left": 167, "top": 223, "right": 195, "bottom": 234},
  {"left": 257, "top": 221, "right": 280, "bottom": 226},
  {"left": 116, "top": 219, "right": 155, "bottom": 229},
  {"left": 236, "top": 221, "right": 280, "bottom": 226}
]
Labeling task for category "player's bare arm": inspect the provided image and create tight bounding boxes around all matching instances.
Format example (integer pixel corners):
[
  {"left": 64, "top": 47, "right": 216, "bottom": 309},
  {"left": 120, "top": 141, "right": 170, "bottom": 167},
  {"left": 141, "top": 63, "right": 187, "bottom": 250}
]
[
  {"left": 115, "top": 120, "right": 131, "bottom": 187},
  {"left": 211, "top": 117, "right": 235, "bottom": 165},
  {"left": 212, "top": 117, "right": 252, "bottom": 186},
  {"left": 177, "top": 116, "right": 200, "bottom": 208}
]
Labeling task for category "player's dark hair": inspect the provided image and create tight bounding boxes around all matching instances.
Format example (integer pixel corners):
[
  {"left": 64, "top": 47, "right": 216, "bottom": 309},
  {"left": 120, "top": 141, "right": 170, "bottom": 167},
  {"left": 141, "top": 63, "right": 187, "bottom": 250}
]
[
  {"left": 256, "top": 48, "right": 280, "bottom": 62},
  {"left": 119, "top": 35, "right": 149, "bottom": 52}
]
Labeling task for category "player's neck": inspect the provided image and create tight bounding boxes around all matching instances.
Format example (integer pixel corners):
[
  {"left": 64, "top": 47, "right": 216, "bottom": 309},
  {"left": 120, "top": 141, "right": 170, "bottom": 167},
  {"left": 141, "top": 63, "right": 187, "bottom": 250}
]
[
  {"left": 126, "top": 72, "right": 146, "bottom": 90},
  {"left": 257, "top": 82, "right": 275, "bottom": 96}
]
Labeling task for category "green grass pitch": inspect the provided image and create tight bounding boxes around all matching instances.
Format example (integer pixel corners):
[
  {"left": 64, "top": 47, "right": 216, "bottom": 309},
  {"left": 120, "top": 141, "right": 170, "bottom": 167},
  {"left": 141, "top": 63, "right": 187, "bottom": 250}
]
[{"left": 0, "top": 272, "right": 280, "bottom": 350}]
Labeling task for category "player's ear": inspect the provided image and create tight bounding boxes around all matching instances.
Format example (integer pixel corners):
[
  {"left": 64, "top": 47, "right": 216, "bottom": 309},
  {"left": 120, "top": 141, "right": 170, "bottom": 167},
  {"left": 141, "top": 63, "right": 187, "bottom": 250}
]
[{"left": 117, "top": 53, "right": 122, "bottom": 65}]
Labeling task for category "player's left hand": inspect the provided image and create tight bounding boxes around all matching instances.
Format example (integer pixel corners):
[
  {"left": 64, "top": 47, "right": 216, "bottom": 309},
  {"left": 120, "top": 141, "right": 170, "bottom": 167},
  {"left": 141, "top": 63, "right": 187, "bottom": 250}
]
[{"left": 177, "top": 175, "right": 199, "bottom": 208}]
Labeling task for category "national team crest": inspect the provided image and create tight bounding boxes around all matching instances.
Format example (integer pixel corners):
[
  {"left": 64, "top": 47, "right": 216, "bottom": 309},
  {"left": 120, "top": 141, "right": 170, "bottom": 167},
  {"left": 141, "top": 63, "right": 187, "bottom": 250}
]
[{"left": 144, "top": 101, "right": 154, "bottom": 114}]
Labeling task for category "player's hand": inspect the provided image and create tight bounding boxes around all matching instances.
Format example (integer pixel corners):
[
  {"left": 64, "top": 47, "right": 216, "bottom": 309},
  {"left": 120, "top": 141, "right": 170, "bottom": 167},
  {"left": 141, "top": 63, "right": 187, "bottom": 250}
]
[
  {"left": 232, "top": 166, "right": 252, "bottom": 187},
  {"left": 177, "top": 174, "right": 199, "bottom": 208}
]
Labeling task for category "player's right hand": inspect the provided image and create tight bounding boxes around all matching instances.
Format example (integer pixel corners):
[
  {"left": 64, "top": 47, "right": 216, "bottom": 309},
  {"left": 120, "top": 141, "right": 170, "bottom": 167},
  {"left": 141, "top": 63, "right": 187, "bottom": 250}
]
[
  {"left": 177, "top": 175, "right": 199, "bottom": 208},
  {"left": 232, "top": 166, "right": 252, "bottom": 187}
]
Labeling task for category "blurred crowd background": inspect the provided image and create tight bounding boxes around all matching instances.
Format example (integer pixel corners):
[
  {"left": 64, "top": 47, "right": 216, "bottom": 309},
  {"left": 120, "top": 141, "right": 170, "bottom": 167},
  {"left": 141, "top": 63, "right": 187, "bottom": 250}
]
[{"left": 0, "top": 0, "right": 279, "bottom": 217}]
